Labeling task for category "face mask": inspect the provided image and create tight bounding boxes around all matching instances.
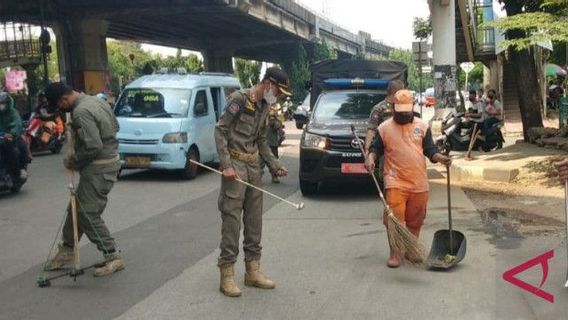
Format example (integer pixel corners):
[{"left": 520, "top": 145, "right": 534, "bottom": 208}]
[
  {"left": 264, "top": 85, "right": 278, "bottom": 105},
  {"left": 0, "top": 104, "right": 6, "bottom": 112},
  {"left": 393, "top": 112, "right": 414, "bottom": 125}
]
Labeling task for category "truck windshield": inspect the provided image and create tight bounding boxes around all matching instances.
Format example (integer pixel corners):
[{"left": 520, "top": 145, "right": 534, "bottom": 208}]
[
  {"left": 114, "top": 88, "right": 190, "bottom": 118},
  {"left": 313, "top": 91, "right": 386, "bottom": 121}
]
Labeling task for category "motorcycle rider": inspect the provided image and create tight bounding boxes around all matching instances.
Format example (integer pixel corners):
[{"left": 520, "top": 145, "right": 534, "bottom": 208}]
[
  {"left": 27, "top": 92, "right": 64, "bottom": 140},
  {"left": 0, "top": 92, "right": 27, "bottom": 181},
  {"left": 481, "top": 89, "right": 503, "bottom": 135}
]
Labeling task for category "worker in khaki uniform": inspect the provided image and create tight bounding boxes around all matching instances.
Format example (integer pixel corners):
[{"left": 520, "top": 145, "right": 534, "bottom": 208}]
[
  {"left": 44, "top": 83, "right": 124, "bottom": 277},
  {"left": 215, "top": 67, "right": 290, "bottom": 297}
]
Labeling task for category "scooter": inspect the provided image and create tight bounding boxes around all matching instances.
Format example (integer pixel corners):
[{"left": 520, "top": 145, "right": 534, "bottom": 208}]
[
  {"left": 436, "top": 112, "right": 504, "bottom": 154},
  {"left": 0, "top": 135, "right": 26, "bottom": 194},
  {"left": 23, "top": 118, "right": 65, "bottom": 155}
]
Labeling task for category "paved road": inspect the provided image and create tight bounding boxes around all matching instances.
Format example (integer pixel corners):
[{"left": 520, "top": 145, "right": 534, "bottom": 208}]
[{"left": 0, "top": 122, "right": 566, "bottom": 320}]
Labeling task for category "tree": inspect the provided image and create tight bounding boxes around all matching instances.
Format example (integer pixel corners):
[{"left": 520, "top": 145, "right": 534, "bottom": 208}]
[
  {"left": 488, "top": 0, "right": 568, "bottom": 139},
  {"left": 388, "top": 48, "right": 434, "bottom": 92},
  {"left": 413, "top": 17, "right": 433, "bottom": 41},
  {"left": 234, "top": 58, "right": 262, "bottom": 88},
  {"left": 288, "top": 44, "right": 310, "bottom": 103},
  {"left": 314, "top": 39, "right": 337, "bottom": 61},
  {"left": 457, "top": 62, "right": 484, "bottom": 91}
]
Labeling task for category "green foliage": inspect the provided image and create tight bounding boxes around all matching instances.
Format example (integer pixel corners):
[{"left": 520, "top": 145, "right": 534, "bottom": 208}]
[
  {"left": 314, "top": 39, "right": 337, "bottom": 61},
  {"left": 488, "top": 0, "right": 568, "bottom": 50},
  {"left": 388, "top": 48, "right": 433, "bottom": 92},
  {"left": 289, "top": 44, "right": 310, "bottom": 103},
  {"left": 413, "top": 17, "right": 432, "bottom": 40},
  {"left": 234, "top": 58, "right": 262, "bottom": 88},
  {"left": 106, "top": 41, "right": 203, "bottom": 94}
]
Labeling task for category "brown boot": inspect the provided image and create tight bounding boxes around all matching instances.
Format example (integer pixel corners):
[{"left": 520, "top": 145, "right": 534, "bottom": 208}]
[
  {"left": 244, "top": 260, "right": 275, "bottom": 289},
  {"left": 44, "top": 244, "right": 74, "bottom": 271},
  {"left": 219, "top": 264, "right": 241, "bottom": 297},
  {"left": 94, "top": 252, "right": 125, "bottom": 277}
]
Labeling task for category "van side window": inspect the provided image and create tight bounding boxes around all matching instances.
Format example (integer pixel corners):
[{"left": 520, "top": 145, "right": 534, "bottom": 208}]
[
  {"left": 210, "top": 87, "right": 221, "bottom": 121},
  {"left": 194, "top": 90, "right": 208, "bottom": 117}
]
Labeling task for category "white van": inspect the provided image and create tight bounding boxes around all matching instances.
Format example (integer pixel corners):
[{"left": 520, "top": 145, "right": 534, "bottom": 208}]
[{"left": 114, "top": 72, "right": 240, "bottom": 179}]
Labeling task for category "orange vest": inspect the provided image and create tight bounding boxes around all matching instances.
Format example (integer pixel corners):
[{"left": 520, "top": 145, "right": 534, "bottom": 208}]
[{"left": 378, "top": 118, "right": 430, "bottom": 193}]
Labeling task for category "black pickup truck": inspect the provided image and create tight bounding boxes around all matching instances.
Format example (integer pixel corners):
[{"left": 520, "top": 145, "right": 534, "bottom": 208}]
[{"left": 298, "top": 60, "right": 407, "bottom": 195}]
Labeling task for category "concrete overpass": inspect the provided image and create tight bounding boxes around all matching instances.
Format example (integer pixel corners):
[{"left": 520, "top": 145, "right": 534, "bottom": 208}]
[{"left": 1, "top": 0, "right": 393, "bottom": 93}]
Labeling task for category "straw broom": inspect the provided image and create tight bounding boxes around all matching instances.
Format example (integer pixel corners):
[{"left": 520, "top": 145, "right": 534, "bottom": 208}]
[{"left": 350, "top": 125, "right": 425, "bottom": 265}]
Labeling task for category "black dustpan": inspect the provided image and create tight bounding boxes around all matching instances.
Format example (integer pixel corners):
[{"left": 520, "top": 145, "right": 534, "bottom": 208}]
[{"left": 427, "top": 163, "right": 467, "bottom": 270}]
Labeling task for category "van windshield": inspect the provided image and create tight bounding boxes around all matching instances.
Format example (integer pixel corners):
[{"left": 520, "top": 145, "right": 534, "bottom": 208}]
[
  {"left": 114, "top": 88, "right": 190, "bottom": 118},
  {"left": 313, "top": 91, "right": 386, "bottom": 121}
]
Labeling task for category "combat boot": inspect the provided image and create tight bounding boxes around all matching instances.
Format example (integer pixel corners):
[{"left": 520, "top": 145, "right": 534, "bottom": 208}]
[
  {"left": 44, "top": 244, "right": 74, "bottom": 271},
  {"left": 244, "top": 260, "right": 275, "bottom": 289},
  {"left": 94, "top": 251, "right": 125, "bottom": 277},
  {"left": 219, "top": 264, "right": 241, "bottom": 297}
]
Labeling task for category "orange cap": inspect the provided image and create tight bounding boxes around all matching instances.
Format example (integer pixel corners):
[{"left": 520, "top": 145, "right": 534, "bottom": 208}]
[{"left": 393, "top": 89, "right": 414, "bottom": 112}]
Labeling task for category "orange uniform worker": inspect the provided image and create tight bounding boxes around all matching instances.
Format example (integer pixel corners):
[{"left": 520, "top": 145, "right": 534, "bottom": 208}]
[{"left": 365, "top": 90, "right": 451, "bottom": 268}]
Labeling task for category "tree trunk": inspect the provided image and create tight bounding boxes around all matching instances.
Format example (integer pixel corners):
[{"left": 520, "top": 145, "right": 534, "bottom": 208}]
[{"left": 510, "top": 48, "right": 543, "bottom": 140}]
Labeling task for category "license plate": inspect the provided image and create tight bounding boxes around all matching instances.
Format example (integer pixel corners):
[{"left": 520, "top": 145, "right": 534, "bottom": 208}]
[
  {"left": 125, "top": 156, "right": 151, "bottom": 167},
  {"left": 341, "top": 163, "right": 368, "bottom": 174}
]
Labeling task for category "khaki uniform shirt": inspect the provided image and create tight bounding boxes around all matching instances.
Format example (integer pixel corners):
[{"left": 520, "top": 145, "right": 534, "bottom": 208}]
[
  {"left": 367, "top": 99, "right": 394, "bottom": 130},
  {"left": 70, "top": 94, "right": 119, "bottom": 170},
  {"left": 215, "top": 89, "right": 281, "bottom": 172}
]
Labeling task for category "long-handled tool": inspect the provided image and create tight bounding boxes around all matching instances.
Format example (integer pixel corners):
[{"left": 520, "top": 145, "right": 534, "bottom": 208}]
[
  {"left": 426, "top": 163, "right": 467, "bottom": 270},
  {"left": 564, "top": 180, "right": 568, "bottom": 288},
  {"left": 465, "top": 123, "right": 479, "bottom": 160},
  {"left": 350, "top": 125, "right": 425, "bottom": 264},
  {"left": 189, "top": 160, "right": 304, "bottom": 210}
]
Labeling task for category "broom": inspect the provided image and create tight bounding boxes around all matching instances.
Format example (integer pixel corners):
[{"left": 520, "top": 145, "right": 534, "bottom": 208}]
[{"left": 350, "top": 125, "right": 425, "bottom": 265}]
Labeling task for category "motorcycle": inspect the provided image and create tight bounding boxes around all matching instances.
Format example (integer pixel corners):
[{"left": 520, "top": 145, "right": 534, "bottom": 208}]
[
  {"left": 24, "top": 117, "right": 65, "bottom": 154},
  {"left": 436, "top": 112, "right": 504, "bottom": 154},
  {"left": 0, "top": 135, "right": 26, "bottom": 194}
]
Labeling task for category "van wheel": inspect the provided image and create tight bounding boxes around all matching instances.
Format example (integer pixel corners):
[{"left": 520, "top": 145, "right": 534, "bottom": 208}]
[
  {"left": 182, "top": 147, "right": 199, "bottom": 180},
  {"left": 300, "top": 180, "right": 318, "bottom": 196}
]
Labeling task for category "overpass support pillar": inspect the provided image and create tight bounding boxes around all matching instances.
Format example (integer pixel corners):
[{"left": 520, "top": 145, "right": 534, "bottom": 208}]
[
  {"left": 430, "top": 0, "right": 457, "bottom": 120},
  {"left": 54, "top": 19, "right": 109, "bottom": 94},
  {"left": 202, "top": 48, "right": 234, "bottom": 73}
]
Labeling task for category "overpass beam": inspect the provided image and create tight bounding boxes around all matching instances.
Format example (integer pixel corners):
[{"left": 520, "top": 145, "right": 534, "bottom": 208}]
[
  {"left": 202, "top": 48, "right": 234, "bottom": 73},
  {"left": 431, "top": 0, "right": 457, "bottom": 118},
  {"left": 54, "top": 19, "right": 109, "bottom": 94}
]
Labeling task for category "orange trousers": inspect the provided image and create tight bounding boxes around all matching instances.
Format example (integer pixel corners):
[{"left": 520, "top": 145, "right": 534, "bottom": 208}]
[{"left": 384, "top": 189, "right": 429, "bottom": 238}]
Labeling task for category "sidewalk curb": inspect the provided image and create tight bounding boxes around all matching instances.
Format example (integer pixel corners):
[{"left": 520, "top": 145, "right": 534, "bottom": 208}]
[{"left": 450, "top": 161, "right": 520, "bottom": 183}]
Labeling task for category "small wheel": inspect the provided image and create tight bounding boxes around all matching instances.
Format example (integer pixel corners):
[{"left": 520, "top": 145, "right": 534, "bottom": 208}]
[
  {"left": 296, "top": 123, "right": 304, "bottom": 130},
  {"left": 182, "top": 147, "right": 199, "bottom": 180}
]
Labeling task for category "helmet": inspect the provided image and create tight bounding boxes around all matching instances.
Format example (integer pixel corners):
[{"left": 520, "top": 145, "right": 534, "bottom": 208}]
[{"left": 0, "top": 92, "right": 8, "bottom": 104}]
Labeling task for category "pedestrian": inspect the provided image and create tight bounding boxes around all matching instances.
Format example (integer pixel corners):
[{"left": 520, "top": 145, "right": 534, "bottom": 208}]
[
  {"left": 215, "top": 67, "right": 290, "bottom": 297},
  {"left": 365, "top": 89, "right": 451, "bottom": 268},
  {"left": 43, "top": 82, "right": 124, "bottom": 277},
  {"left": 266, "top": 106, "right": 283, "bottom": 184}
]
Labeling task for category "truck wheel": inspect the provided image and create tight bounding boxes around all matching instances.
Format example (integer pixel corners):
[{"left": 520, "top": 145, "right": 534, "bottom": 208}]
[
  {"left": 300, "top": 180, "right": 318, "bottom": 196},
  {"left": 182, "top": 147, "right": 199, "bottom": 180}
]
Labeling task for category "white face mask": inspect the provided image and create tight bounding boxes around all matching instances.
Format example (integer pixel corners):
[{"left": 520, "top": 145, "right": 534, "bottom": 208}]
[
  {"left": 0, "top": 104, "right": 6, "bottom": 112},
  {"left": 264, "top": 85, "right": 278, "bottom": 105}
]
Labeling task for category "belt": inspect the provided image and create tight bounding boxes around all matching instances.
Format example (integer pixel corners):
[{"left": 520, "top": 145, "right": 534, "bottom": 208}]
[
  {"left": 229, "top": 149, "right": 258, "bottom": 164},
  {"left": 92, "top": 155, "right": 120, "bottom": 165}
]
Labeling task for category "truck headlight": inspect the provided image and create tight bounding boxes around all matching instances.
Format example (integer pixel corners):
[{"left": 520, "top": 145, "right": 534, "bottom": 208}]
[
  {"left": 302, "top": 132, "right": 329, "bottom": 149},
  {"left": 162, "top": 132, "right": 188, "bottom": 143}
]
